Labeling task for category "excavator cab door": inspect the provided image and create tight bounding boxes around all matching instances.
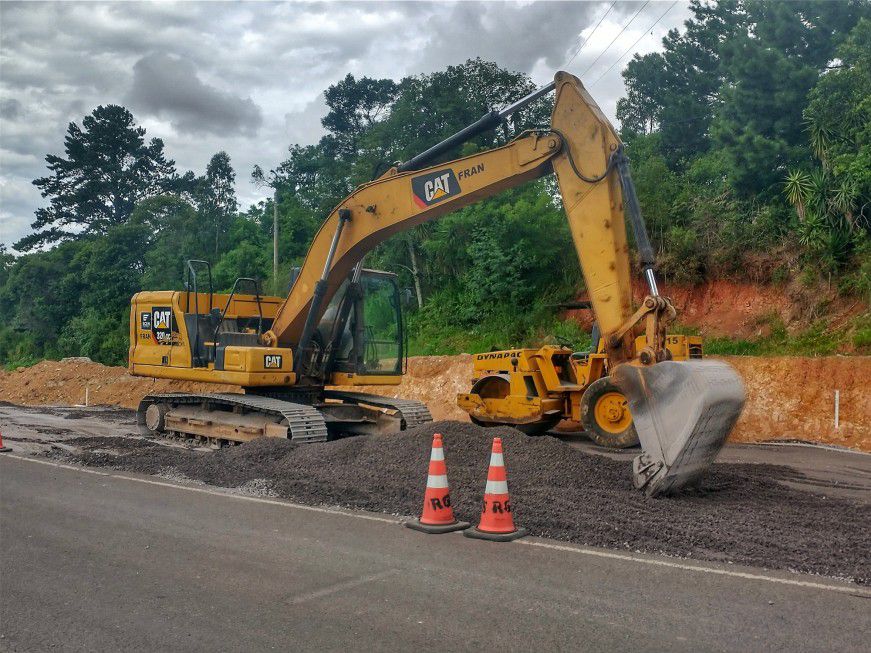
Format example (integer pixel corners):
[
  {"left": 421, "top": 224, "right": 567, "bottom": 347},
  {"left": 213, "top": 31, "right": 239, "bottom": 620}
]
[
  {"left": 356, "top": 272, "right": 404, "bottom": 376},
  {"left": 317, "top": 270, "right": 405, "bottom": 382}
]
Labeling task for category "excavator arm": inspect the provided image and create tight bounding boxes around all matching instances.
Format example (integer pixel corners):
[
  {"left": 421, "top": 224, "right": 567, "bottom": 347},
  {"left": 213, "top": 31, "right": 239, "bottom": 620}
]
[
  {"left": 262, "top": 71, "right": 745, "bottom": 496},
  {"left": 265, "top": 73, "right": 671, "bottom": 366}
]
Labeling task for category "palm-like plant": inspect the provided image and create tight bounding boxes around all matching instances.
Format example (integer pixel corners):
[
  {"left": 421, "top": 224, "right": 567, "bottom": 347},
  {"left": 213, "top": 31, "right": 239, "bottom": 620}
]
[
  {"left": 831, "top": 181, "right": 857, "bottom": 229},
  {"left": 783, "top": 169, "right": 812, "bottom": 221},
  {"left": 806, "top": 118, "right": 833, "bottom": 169},
  {"left": 797, "top": 212, "right": 828, "bottom": 251}
]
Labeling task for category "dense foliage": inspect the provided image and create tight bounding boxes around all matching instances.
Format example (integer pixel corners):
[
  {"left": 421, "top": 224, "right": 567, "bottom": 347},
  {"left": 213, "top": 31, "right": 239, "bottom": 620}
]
[
  {"left": 618, "top": 1, "right": 870, "bottom": 286},
  {"left": 2, "top": 1, "right": 869, "bottom": 367}
]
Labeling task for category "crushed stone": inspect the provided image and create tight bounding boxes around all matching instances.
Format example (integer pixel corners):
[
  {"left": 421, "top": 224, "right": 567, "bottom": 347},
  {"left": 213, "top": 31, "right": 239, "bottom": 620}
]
[{"left": 46, "top": 419, "right": 871, "bottom": 585}]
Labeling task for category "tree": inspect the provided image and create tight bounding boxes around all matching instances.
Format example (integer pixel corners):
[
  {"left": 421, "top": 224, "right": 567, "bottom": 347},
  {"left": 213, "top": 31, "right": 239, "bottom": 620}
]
[
  {"left": 19, "top": 105, "right": 176, "bottom": 251},
  {"left": 713, "top": 1, "right": 867, "bottom": 196},
  {"left": 782, "top": 18, "right": 871, "bottom": 269},
  {"left": 616, "top": 54, "right": 666, "bottom": 135},
  {"left": 322, "top": 74, "right": 399, "bottom": 159},
  {"left": 803, "top": 18, "right": 871, "bottom": 226},
  {"left": 200, "top": 151, "right": 238, "bottom": 256},
  {"left": 131, "top": 195, "right": 203, "bottom": 290},
  {"left": 619, "top": 1, "right": 745, "bottom": 165}
]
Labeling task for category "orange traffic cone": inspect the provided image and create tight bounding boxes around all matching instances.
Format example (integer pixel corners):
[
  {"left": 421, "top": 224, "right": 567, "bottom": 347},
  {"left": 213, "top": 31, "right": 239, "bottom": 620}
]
[
  {"left": 464, "top": 437, "right": 526, "bottom": 541},
  {"left": 0, "top": 429, "right": 10, "bottom": 453},
  {"left": 406, "top": 433, "right": 469, "bottom": 534}
]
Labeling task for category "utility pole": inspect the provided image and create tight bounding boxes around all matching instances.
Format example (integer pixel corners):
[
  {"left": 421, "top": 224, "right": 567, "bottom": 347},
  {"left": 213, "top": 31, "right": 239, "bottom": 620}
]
[
  {"left": 406, "top": 237, "right": 423, "bottom": 308},
  {"left": 273, "top": 188, "right": 279, "bottom": 292}
]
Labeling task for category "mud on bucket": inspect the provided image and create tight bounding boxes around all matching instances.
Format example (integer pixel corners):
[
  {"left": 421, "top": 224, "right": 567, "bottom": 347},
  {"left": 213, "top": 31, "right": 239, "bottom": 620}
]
[{"left": 612, "top": 360, "right": 746, "bottom": 497}]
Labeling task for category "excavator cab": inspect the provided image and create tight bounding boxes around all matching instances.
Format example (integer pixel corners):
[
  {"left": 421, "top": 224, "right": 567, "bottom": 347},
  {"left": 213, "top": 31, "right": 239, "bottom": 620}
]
[{"left": 312, "top": 270, "right": 405, "bottom": 383}]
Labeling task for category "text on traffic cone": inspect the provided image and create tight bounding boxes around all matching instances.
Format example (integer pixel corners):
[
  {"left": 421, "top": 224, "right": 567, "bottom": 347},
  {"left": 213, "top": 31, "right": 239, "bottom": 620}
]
[{"left": 405, "top": 433, "right": 469, "bottom": 534}]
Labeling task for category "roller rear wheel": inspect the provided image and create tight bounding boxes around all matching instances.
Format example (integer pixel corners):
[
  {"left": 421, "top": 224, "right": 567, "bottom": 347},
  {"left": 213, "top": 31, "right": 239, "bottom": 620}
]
[{"left": 581, "top": 377, "right": 639, "bottom": 448}]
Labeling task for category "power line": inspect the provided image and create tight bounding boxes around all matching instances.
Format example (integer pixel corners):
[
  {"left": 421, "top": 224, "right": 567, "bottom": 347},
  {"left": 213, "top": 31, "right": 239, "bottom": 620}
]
[
  {"left": 580, "top": 0, "right": 651, "bottom": 78},
  {"left": 589, "top": 1, "right": 678, "bottom": 88},
  {"left": 563, "top": 1, "right": 617, "bottom": 69}
]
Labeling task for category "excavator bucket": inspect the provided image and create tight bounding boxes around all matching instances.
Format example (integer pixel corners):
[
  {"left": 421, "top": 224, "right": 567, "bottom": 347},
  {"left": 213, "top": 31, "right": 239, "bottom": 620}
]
[{"left": 612, "top": 360, "right": 746, "bottom": 497}]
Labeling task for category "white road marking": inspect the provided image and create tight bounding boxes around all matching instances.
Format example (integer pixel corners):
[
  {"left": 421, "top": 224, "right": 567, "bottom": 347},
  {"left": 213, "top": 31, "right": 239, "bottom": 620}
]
[
  {"left": 288, "top": 569, "right": 399, "bottom": 605},
  {"left": 12, "top": 455, "right": 111, "bottom": 477},
  {"left": 6, "top": 454, "right": 868, "bottom": 597},
  {"left": 7, "top": 454, "right": 398, "bottom": 524},
  {"left": 517, "top": 540, "right": 871, "bottom": 597}
]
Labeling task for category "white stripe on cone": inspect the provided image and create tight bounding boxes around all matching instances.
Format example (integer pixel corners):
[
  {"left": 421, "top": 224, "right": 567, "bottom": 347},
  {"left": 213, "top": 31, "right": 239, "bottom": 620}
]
[
  {"left": 489, "top": 452, "right": 504, "bottom": 467},
  {"left": 430, "top": 448, "right": 444, "bottom": 461},
  {"left": 485, "top": 479, "right": 509, "bottom": 495},
  {"left": 427, "top": 474, "right": 449, "bottom": 488}
]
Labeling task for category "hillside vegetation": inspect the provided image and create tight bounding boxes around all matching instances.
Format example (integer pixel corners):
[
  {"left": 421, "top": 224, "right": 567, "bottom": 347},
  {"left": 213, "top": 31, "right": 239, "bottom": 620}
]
[{"left": 1, "top": 1, "right": 869, "bottom": 368}]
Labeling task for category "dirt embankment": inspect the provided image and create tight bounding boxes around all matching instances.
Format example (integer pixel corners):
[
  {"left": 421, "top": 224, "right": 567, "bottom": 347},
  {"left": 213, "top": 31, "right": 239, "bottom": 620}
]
[
  {"left": 0, "top": 358, "right": 238, "bottom": 410},
  {"left": 567, "top": 279, "right": 867, "bottom": 341},
  {"left": 341, "top": 355, "right": 871, "bottom": 452},
  {"left": 2, "top": 354, "right": 868, "bottom": 451}
]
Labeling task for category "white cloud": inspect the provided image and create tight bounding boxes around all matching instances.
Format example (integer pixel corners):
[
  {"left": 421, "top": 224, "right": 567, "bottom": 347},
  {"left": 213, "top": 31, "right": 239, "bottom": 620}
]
[{"left": 0, "top": 0, "right": 691, "bottom": 251}]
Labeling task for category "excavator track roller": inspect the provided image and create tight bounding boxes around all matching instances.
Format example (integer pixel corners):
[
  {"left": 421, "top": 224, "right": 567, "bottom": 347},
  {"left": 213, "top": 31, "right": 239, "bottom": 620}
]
[{"left": 612, "top": 360, "right": 746, "bottom": 497}]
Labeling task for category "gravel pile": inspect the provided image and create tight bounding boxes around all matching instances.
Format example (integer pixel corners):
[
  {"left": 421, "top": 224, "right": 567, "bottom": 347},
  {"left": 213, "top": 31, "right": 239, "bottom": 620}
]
[{"left": 51, "top": 420, "right": 870, "bottom": 584}]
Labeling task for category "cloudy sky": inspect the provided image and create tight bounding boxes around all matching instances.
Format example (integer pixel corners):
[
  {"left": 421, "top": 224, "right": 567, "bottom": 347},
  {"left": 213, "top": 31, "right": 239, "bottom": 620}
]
[{"left": 0, "top": 1, "right": 691, "bottom": 251}]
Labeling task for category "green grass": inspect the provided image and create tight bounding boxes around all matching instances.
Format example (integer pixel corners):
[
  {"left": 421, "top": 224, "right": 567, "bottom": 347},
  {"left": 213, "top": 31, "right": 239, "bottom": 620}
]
[
  {"left": 703, "top": 315, "right": 867, "bottom": 356},
  {"left": 407, "top": 311, "right": 870, "bottom": 357},
  {"left": 2, "top": 356, "right": 42, "bottom": 372},
  {"left": 407, "top": 314, "right": 592, "bottom": 356}
]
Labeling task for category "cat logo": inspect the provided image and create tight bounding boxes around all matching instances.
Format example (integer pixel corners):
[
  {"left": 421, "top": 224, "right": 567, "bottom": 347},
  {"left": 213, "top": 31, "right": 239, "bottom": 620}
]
[
  {"left": 412, "top": 168, "right": 460, "bottom": 208},
  {"left": 151, "top": 307, "right": 175, "bottom": 345},
  {"left": 264, "top": 354, "right": 283, "bottom": 369},
  {"left": 154, "top": 310, "right": 171, "bottom": 329}
]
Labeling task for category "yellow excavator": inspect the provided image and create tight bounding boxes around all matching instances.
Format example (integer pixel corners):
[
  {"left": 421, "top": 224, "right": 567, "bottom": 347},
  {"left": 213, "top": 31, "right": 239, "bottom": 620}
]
[{"left": 129, "top": 72, "right": 745, "bottom": 496}]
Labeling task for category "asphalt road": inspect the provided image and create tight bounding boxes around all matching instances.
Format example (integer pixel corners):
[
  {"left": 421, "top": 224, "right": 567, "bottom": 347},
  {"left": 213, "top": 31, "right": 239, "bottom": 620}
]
[{"left": 2, "top": 455, "right": 869, "bottom": 652}]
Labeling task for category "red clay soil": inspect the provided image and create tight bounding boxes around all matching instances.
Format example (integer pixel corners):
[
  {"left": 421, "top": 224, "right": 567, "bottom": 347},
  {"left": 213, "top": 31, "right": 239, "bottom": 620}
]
[
  {"left": 566, "top": 279, "right": 867, "bottom": 341},
  {"left": 2, "top": 354, "right": 868, "bottom": 451},
  {"left": 0, "top": 359, "right": 238, "bottom": 409}
]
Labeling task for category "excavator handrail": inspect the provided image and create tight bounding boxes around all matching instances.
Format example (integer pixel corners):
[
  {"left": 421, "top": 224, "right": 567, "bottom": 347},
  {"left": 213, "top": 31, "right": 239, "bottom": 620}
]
[{"left": 211, "top": 277, "right": 264, "bottom": 360}]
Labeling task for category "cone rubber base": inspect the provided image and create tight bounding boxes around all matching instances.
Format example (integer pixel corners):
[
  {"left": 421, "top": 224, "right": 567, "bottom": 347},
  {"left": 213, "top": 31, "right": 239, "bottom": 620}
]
[
  {"left": 405, "top": 519, "right": 470, "bottom": 534},
  {"left": 463, "top": 526, "right": 527, "bottom": 542},
  {"left": 0, "top": 446, "right": 11, "bottom": 453}
]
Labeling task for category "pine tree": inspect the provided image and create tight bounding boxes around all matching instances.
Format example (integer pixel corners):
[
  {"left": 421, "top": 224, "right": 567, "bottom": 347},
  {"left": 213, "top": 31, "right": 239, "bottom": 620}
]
[{"left": 19, "top": 105, "right": 176, "bottom": 251}]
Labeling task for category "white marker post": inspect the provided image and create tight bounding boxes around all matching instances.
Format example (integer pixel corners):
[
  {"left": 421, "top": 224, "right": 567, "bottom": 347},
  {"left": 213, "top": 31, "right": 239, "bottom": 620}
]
[{"left": 834, "top": 390, "right": 839, "bottom": 430}]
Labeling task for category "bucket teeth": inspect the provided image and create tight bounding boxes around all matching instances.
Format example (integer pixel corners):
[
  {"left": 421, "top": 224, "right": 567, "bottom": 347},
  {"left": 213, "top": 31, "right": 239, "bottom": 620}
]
[{"left": 612, "top": 360, "right": 746, "bottom": 497}]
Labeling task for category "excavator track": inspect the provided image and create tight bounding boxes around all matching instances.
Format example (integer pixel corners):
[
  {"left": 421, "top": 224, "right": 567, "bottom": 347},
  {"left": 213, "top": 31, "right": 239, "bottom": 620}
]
[
  {"left": 137, "top": 393, "right": 328, "bottom": 445},
  {"left": 323, "top": 390, "right": 433, "bottom": 430}
]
